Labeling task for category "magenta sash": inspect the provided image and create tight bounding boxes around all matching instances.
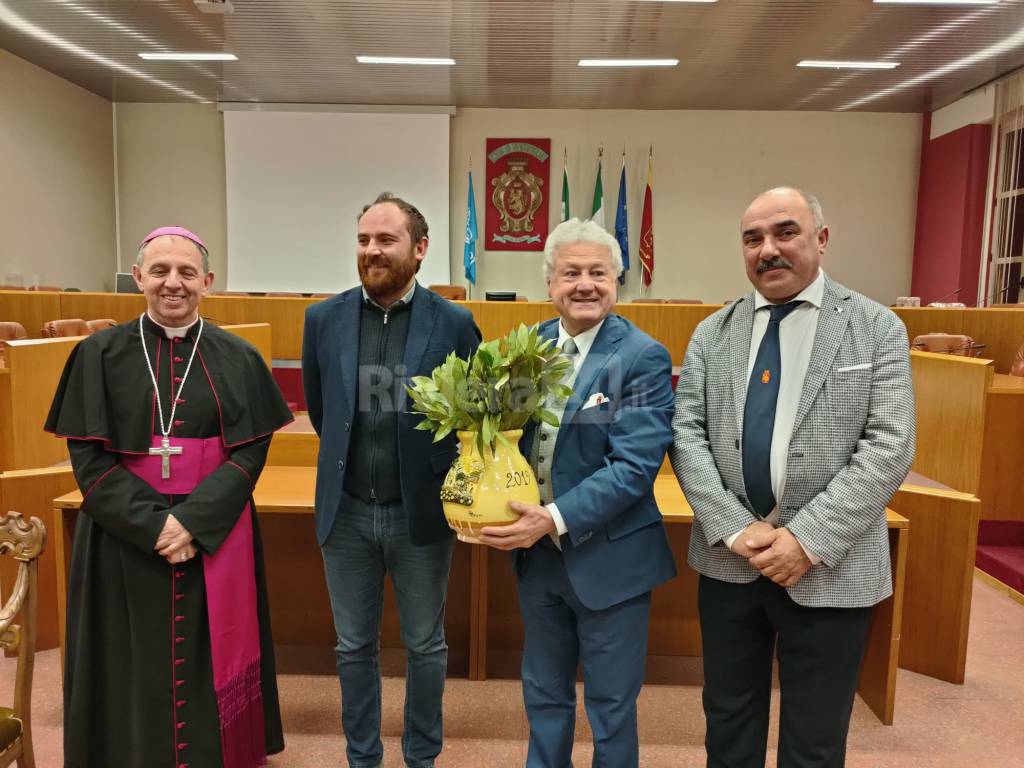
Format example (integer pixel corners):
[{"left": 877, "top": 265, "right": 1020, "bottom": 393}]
[{"left": 122, "top": 436, "right": 266, "bottom": 768}]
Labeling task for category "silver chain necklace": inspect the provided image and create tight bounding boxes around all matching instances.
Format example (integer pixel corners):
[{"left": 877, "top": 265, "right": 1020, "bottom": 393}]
[{"left": 138, "top": 313, "right": 205, "bottom": 479}]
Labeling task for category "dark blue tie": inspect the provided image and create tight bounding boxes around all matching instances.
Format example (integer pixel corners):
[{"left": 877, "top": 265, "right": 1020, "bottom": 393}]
[{"left": 742, "top": 301, "right": 802, "bottom": 518}]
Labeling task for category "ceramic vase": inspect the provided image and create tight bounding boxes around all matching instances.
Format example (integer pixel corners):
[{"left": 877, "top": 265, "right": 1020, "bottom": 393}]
[{"left": 440, "top": 429, "right": 539, "bottom": 543}]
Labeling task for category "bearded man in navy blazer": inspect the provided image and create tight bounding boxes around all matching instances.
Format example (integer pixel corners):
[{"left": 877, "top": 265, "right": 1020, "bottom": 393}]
[
  {"left": 302, "top": 193, "right": 481, "bottom": 768},
  {"left": 479, "top": 218, "right": 677, "bottom": 768}
]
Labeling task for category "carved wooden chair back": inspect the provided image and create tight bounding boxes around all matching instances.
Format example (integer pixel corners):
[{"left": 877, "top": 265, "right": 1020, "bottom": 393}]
[{"left": 0, "top": 512, "right": 46, "bottom": 768}]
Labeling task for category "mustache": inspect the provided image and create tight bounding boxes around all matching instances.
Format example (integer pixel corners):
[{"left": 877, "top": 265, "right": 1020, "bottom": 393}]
[{"left": 756, "top": 257, "right": 793, "bottom": 274}]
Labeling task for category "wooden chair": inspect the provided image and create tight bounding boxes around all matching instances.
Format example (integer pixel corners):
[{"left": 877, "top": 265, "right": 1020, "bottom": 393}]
[
  {"left": 25, "top": 286, "right": 61, "bottom": 292},
  {"left": 631, "top": 298, "right": 666, "bottom": 304},
  {"left": 40, "top": 319, "right": 88, "bottom": 338},
  {"left": 0, "top": 323, "right": 27, "bottom": 343},
  {"left": 0, "top": 287, "right": 26, "bottom": 292},
  {"left": 666, "top": 298, "right": 702, "bottom": 304},
  {"left": 84, "top": 319, "right": 117, "bottom": 334},
  {"left": 428, "top": 284, "right": 467, "bottom": 301},
  {"left": 0, "top": 323, "right": 28, "bottom": 369},
  {"left": 0, "top": 511, "right": 46, "bottom": 768},
  {"left": 911, "top": 332, "right": 985, "bottom": 357}
]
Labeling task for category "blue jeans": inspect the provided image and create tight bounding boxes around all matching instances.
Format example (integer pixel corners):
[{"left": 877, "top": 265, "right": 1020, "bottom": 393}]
[{"left": 321, "top": 493, "right": 454, "bottom": 768}]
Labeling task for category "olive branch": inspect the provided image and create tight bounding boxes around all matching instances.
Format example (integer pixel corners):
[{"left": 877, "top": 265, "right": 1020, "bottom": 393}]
[{"left": 406, "top": 323, "right": 573, "bottom": 456}]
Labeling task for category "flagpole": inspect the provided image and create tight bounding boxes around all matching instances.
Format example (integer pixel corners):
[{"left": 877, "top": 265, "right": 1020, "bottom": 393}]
[{"left": 561, "top": 147, "right": 570, "bottom": 222}]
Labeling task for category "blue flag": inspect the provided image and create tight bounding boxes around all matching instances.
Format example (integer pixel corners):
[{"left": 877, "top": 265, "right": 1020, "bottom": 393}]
[
  {"left": 464, "top": 171, "right": 478, "bottom": 285},
  {"left": 614, "top": 158, "right": 630, "bottom": 285}
]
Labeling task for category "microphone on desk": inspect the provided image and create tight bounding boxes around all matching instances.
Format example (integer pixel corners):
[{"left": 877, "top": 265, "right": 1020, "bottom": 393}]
[
  {"left": 929, "top": 287, "right": 963, "bottom": 305},
  {"left": 985, "top": 285, "right": 1010, "bottom": 306}
]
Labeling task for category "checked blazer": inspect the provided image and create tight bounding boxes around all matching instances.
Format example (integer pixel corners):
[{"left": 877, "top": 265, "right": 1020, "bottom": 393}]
[{"left": 670, "top": 276, "right": 915, "bottom": 608}]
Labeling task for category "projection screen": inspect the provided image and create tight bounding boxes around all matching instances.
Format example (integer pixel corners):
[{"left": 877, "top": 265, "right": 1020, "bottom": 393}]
[{"left": 223, "top": 109, "right": 451, "bottom": 293}]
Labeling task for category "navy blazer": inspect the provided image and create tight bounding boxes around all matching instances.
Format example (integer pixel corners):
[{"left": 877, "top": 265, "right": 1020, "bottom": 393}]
[
  {"left": 517, "top": 313, "right": 677, "bottom": 610},
  {"left": 302, "top": 283, "right": 482, "bottom": 546}
]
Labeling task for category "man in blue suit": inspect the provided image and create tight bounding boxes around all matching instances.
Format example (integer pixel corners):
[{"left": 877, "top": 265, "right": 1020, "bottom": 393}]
[
  {"left": 479, "top": 218, "right": 676, "bottom": 768},
  {"left": 302, "top": 193, "right": 481, "bottom": 768}
]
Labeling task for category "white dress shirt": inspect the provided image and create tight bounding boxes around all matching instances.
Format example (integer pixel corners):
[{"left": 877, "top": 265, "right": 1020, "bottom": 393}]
[
  {"left": 537, "top": 318, "right": 606, "bottom": 543},
  {"left": 725, "top": 269, "right": 825, "bottom": 562}
]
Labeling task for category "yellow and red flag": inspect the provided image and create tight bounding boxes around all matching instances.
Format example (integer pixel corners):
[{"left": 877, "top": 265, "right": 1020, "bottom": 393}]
[{"left": 639, "top": 149, "right": 655, "bottom": 288}]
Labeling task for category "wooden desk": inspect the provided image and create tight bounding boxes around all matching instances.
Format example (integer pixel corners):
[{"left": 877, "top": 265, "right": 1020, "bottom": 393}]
[
  {"left": 0, "top": 324, "right": 272, "bottom": 474},
  {"left": 909, "top": 350, "right": 993, "bottom": 494},
  {"left": 3, "top": 290, "right": 724, "bottom": 363},
  {"left": 5, "top": 291, "right": 1024, "bottom": 370},
  {"left": 54, "top": 469, "right": 909, "bottom": 725},
  {"left": 269, "top": 420, "right": 970, "bottom": 689},
  {"left": 893, "top": 307, "right": 965, "bottom": 347},
  {"left": 979, "top": 373, "right": 1024, "bottom": 521},
  {"left": 893, "top": 306, "right": 1024, "bottom": 375},
  {"left": 961, "top": 308, "right": 1024, "bottom": 376},
  {"left": 0, "top": 337, "right": 79, "bottom": 472},
  {"left": 0, "top": 289, "right": 61, "bottom": 339},
  {"left": 888, "top": 482, "right": 979, "bottom": 684},
  {"left": 52, "top": 466, "right": 473, "bottom": 678}
]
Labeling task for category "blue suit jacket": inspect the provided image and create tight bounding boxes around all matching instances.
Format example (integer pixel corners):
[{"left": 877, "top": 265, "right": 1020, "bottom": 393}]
[
  {"left": 301, "top": 283, "right": 481, "bottom": 546},
  {"left": 517, "top": 313, "right": 677, "bottom": 610}
]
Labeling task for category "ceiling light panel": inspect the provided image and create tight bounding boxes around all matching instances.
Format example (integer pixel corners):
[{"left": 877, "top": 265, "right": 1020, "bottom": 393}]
[
  {"left": 138, "top": 52, "right": 237, "bottom": 61},
  {"left": 578, "top": 58, "right": 680, "bottom": 67},
  {"left": 356, "top": 56, "right": 455, "bottom": 65},
  {"left": 798, "top": 60, "right": 901, "bottom": 69},
  {"left": 2, "top": 0, "right": 1023, "bottom": 111},
  {"left": 874, "top": 1, "right": 997, "bottom": 6}
]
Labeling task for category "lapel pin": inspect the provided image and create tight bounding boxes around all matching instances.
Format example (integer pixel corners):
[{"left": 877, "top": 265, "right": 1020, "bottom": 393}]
[{"left": 834, "top": 306, "right": 843, "bottom": 314}]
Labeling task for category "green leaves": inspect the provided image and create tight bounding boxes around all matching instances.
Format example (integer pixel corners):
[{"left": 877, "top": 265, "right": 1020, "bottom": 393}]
[{"left": 406, "top": 323, "right": 575, "bottom": 452}]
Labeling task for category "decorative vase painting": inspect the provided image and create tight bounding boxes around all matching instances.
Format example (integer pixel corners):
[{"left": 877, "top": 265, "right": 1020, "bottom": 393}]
[{"left": 407, "top": 324, "right": 572, "bottom": 543}]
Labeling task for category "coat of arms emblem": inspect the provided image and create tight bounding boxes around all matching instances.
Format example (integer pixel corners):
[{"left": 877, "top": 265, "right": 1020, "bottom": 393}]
[
  {"left": 484, "top": 138, "right": 551, "bottom": 251},
  {"left": 491, "top": 159, "right": 544, "bottom": 235}
]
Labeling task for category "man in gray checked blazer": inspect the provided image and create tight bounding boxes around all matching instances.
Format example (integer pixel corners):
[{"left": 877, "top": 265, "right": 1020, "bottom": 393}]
[{"left": 671, "top": 187, "right": 915, "bottom": 768}]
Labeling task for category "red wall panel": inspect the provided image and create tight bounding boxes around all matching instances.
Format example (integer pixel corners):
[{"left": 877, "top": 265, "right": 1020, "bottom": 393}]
[{"left": 911, "top": 119, "right": 992, "bottom": 307}]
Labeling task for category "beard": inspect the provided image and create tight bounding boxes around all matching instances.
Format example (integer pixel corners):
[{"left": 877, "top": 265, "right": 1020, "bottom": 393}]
[{"left": 358, "top": 250, "right": 419, "bottom": 303}]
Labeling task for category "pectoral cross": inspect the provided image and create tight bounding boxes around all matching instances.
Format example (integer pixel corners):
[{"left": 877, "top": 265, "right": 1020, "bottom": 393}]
[{"left": 150, "top": 436, "right": 183, "bottom": 479}]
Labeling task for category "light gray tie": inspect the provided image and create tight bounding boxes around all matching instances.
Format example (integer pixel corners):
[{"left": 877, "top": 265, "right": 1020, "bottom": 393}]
[{"left": 531, "top": 338, "right": 579, "bottom": 505}]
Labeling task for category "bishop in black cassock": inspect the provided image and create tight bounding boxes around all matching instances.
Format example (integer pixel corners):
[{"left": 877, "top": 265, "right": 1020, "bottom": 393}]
[{"left": 45, "top": 227, "right": 293, "bottom": 768}]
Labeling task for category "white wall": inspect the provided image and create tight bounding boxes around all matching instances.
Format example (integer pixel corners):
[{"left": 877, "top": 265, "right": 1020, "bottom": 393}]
[
  {"left": 451, "top": 109, "right": 922, "bottom": 305},
  {"left": 0, "top": 50, "right": 114, "bottom": 291},
  {"left": 109, "top": 103, "right": 921, "bottom": 306},
  {"left": 115, "top": 103, "right": 228, "bottom": 287},
  {"left": 930, "top": 88, "right": 995, "bottom": 140}
]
